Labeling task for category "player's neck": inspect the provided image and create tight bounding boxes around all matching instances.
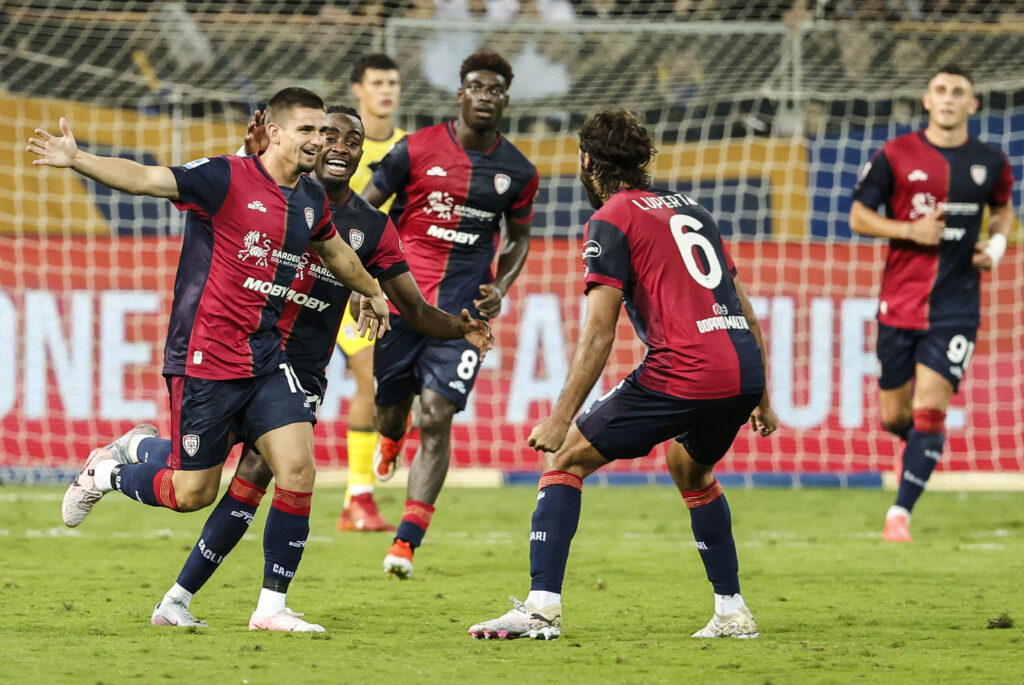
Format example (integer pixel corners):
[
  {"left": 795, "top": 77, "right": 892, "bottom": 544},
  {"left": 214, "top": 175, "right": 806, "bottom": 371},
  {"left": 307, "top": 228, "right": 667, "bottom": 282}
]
[
  {"left": 361, "top": 110, "right": 394, "bottom": 141},
  {"left": 923, "top": 122, "right": 968, "bottom": 149},
  {"left": 260, "top": 150, "right": 302, "bottom": 188},
  {"left": 453, "top": 117, "right": 499, "bottom": 153},
  {"left": 324, "top": 184, "right": 351, "bottom": 205}
]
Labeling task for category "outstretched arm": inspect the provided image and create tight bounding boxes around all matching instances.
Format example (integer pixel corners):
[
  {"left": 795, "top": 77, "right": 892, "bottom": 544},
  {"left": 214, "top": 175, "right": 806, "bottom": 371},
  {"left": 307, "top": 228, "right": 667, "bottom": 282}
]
[
  {"left": 735, "top": 276, "right": 778, "bottom": 437},
  {"left": 27, "top": 117, "right": 179, "bottom": 199},
  {"left": 527, "top": 284, "right": 621, "bottom": 453},
  {"left": 474, "top": 215, "right": 531, "bottom": 318},
  {"left": 383, "top": 272, "right": 493, "bottom": 356},
  {"left": 309, "top": 234, "right": 390, "bottom": 339}
]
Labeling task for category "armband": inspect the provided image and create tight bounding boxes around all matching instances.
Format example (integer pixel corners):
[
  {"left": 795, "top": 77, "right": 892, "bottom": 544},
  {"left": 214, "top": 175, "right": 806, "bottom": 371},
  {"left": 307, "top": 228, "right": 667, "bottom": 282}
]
[{"left": 983, "top": 233, "right": 1007, "bottom": 266}]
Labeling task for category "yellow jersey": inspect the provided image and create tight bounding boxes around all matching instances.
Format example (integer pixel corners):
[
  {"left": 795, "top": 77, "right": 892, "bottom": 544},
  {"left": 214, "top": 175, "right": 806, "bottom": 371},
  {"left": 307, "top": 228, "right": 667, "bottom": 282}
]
[{"left": 351, "top": 126, "right": 407, "bottom": 215}]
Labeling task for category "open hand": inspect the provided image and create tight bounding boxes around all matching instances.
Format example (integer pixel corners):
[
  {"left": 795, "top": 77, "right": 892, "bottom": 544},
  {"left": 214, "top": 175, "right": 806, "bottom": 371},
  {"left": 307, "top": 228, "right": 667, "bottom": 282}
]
[
  {"left": 243, "top": 109, "right": 268, "bottom": 155},
  {"left": 356, "top": 292, "right": 392, "bottom": 341},
  {"left": 26, "top": 117, "right": 78, "bottom": 168}
]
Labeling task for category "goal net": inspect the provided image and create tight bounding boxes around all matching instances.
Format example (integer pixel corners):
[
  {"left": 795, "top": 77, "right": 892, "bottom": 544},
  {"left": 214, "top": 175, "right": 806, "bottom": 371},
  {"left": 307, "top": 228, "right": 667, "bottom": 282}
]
[{"left": 3, "top": 1, "right": 1022, "bottom": 480}]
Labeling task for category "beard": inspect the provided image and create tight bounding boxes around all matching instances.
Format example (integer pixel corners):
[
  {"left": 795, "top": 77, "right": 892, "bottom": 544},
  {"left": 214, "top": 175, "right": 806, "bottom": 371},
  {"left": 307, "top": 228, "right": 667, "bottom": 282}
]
[
  {"left": 580, "top": 169, "right": 604, "bottom": 210},
  {"left": 297, "top": 156, "right": 316, "bottom": 173}
]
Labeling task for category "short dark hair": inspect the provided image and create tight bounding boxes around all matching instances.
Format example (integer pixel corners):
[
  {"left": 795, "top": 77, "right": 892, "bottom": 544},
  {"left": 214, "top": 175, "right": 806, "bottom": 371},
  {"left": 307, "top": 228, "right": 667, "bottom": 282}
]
[
  {"left": 578, "top": 110, "right": 657, "bottom": 191},
  {"left": 932, "top": 63, "right": 973, "bottom": 85},
  {"left": 327, "top": 104, "right": 362, "bottom": 122},
  {"left": 264, "top": 87, "right": 325, "bottom": 125},
  {"left": 351, "top": 53, "right": 400, "bottom": 84},
  {"left": 459, "top": 51, "right": 514, "bottom": 87}
]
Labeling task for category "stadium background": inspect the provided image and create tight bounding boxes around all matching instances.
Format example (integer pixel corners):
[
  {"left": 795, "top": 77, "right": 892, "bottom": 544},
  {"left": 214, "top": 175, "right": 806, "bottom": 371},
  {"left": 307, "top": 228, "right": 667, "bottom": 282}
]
[{"left": 2, "top": 0, "right": 1022, "bottom": 483}]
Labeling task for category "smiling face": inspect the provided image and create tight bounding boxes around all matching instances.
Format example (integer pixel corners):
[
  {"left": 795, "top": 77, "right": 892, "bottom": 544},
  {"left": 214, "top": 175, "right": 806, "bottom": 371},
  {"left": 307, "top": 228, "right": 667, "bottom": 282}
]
[
  {"left": 352, "top": 67, "right": 401, "bottom": 121},
  {"left": 457, "top": 69, "right": 509, "bottom": 133},
  {"left": 268, "top": 106, "right": 327, "bottom": 174},
  {"left": 314, "top": 112, "right": 365, "bottom": 190},
  {"left": 923, "top": 72, "right": 977, "bottom": 132}
]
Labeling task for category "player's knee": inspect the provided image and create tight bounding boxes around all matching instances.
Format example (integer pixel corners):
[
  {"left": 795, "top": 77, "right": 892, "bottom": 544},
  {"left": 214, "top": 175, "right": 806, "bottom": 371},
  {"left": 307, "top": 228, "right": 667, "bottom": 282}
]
[
  {"left": 272, "top": 460, "right": 317, "bottom": 491},
  {"left": 912, "top": 407, "right": 946, "bottom": 434},
  {"left": 173, "top": 482, "right": 219, "bottom": 512},
  {"left": 418, "top": 399, "right": 457, "bottom": 434},
  {"left": 880, "top": 416, "right": 911, "bottom": 437},
  {"left": 235, "top": 453, "right": 274, "bottom": 490}
]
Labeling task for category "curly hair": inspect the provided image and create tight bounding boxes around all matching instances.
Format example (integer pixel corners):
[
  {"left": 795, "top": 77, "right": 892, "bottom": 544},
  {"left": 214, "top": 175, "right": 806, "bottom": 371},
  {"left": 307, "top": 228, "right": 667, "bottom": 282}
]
[
  {"left": 578, "top": 110, "right": 657, "bottom": 192},
  {"left": 327, "top": 104, "right": 361, "bottom": 122},
  {"left": 459, "top": 51, "right": 514, "bottom": 87}
]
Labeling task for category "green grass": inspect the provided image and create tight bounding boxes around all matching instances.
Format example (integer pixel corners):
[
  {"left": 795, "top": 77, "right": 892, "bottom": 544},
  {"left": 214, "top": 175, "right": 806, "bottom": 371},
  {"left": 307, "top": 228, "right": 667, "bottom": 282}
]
[{"left": 1, "top": 485, "right": 1021, "bottom": 684}]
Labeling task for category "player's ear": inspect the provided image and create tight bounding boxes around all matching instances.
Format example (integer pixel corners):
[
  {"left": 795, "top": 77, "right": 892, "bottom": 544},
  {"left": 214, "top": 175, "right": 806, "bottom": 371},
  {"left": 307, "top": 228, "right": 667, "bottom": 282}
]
[
  {"left": 265, "top": 121, "right": 280, "bottom": 145},
  {"left": 970, "top": 96, "right": 979, "bottom": 115}
]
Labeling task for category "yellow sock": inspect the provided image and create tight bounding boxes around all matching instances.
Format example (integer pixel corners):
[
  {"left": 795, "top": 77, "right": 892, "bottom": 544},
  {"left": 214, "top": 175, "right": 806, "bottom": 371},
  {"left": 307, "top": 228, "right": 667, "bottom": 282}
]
[{"left": 345, "top": 428, "right": 379, "bottom": 508}]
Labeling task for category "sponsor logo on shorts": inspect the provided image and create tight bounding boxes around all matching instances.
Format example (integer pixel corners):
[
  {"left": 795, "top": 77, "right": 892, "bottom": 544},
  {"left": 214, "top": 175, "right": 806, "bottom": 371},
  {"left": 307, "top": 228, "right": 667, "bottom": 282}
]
[
  {"left": 582, "top": 240, "right": 602, "bottom": 259},
  {"left": 182, "top": 434, "right": 200, "bottom": 457},
  {"left": 349, "top": 228, "right": 364, "bottom": 250},
  {"left": 494, "top": 173, "right": 511, "bottom": 194},
  {"left": 448, "top": 379, "right": 467, "bottom": 394},
  {"left": 970, "top": 164, "right": 987, "bottom": 185},
  {"left": 304, "top": 207, "right": 314, "bottom": 229},
  {"left": 242, "top": 277, "right": 331, "bottom": 312},
  {"left": 949, "top": 366, "right": 964, "bottom": 379}
]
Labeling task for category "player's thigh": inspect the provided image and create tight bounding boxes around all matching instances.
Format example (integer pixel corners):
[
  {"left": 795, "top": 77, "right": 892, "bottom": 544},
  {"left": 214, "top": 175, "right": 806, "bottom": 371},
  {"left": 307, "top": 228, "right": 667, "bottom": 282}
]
[
  {"left": 912, "top": 364, "right": 955, "bottom": 412},
  {"left": 347, "top": 346, "right": 375, "bottom": 391},
  {"left": 167, "top": 375, "right": 246, "bottom": 471},
  {"left": 234, "top": 447, "right": 274, "bottom": 490},
  {"left": 245, "top": 364, "right": 318, "bottom": 490},
  {"left": 546, "top": 424, "right": 611, "bottom": 480},
  {"left": 673, "top": 393, "right": 761, "bottom": 467},
  {"left": 664, "top": 440, "right": 714, "bottom": 493},
  {"left": 914, "top": 326, "right": 977, "bottom": 396},
  {"left": 876, "top": 323, "right": 920, "bottom": 392},
  {"left": 255, "top": 421, "right": 316, "bottom": 491},
  {"left": 417, "top": 337, "right": 484, "bottom": 411},
  {"left": 418, "top": 387, "right": 459, "bottom": 433},
  {"left": 170, "top": 464, "right": 226, "bottom": 510},
  {"left": 878, "top": 381, "right": 913, "bottom": 431},
  {"left": 373, "top": 316, "right": 425, "bottom": 408}
]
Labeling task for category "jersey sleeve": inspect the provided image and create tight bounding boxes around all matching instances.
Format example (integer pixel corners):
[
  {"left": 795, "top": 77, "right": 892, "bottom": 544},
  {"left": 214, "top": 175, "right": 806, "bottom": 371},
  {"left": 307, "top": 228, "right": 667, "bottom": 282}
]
[
  {"left": 507, "top": 169, "right": 540, "bottom": 222},
  {"left": 170, "top": 156, "right": 232, "bottom": 215},
  {"left": 852, "top": 148, "right": 895, "bottom": 211},
  {"left": 312, "top": 193, "right": 337, "bottom": 242},
  {"left": 989, "top": 154, "right": 1015, "bottom": 207},
  {"left": 369, "top": 136, "right": 411, "bottom": 199},
  {"left": 721, "top": 239, "right": 738, "bottom": 277},
  {"left": 366, "top": 217, "right": 410, "bottom": 282},
  {"left": 583, "top": 218, "right": 631, "bottom": 294}
]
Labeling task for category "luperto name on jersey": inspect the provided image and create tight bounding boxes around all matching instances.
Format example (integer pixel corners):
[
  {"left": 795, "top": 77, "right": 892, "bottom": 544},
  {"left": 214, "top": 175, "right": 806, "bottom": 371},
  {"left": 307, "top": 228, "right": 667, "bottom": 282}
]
[{"left": 243, "top": 277, "right": 331, "bottom": 312}]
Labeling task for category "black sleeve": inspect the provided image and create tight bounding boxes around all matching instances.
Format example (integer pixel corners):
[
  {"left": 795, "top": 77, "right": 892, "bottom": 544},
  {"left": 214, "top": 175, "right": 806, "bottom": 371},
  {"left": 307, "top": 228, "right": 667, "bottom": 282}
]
[
  {"left": 169, "top": 156, "right": 232, "bottom": 216},
  {"left": 369, "top": 136, "right": 411, "bottom": 198},
  {"left": 852, "top": 148, "right": 894, "bottom": 212}
]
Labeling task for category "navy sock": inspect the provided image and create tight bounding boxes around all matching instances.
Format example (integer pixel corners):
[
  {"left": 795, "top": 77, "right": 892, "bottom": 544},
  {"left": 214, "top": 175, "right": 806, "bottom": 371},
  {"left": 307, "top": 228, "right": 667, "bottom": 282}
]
[
  {"left": 176, "top": 477, "right": 266, "bottom": 594},
  {"left": 113, "top": 462, "right": 177, "bottom": 509},
  {"left": 894, "top": 429, "right": 945, "bottom": 512},
  {"left": 138, "top": 437, "right": 173, "bottom": 465},
  {"left": 395, "top": 499, "right": 435, "bottom": 548},
  {"left": 684, "top": 479, "right": 740, "bottom": 596},
  {"left": 529, "top": 471, "right": 583, "bottom": 593},
  {"left": 262, "top": 487, "right": 311, "bottom": 592}
]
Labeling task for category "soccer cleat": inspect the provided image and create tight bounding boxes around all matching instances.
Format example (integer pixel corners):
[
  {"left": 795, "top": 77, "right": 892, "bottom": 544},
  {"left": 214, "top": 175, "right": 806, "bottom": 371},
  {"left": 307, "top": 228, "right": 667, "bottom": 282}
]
[
  {"left": 151, "top": 598, "right": 208, "bottom": 627},
  {"left": 248, "top": 607, "right": 325, "bottom": 632},
  {"left": 691, "top": 606, "right": 760, "bottom": 639},
  {"left": 372, "top": 433, "right": 406, "bottom": 482},
  {"left": 883, "top": 513, "right": 912, "bottom": 542},
  {"left": 383, "top": 538, "right": 414, "bottom": 579},
  {"left": 106, "top": 422, "right": 159, "bottom": 464},
  {"left": 337, "top": 493, "right": 397, "bottom": 532},
  {"left": 468, "top": 596, "right": 562, "bottom": 640},
  {"left": 61, "top": 447, "right": 114, "bottom": 527}
]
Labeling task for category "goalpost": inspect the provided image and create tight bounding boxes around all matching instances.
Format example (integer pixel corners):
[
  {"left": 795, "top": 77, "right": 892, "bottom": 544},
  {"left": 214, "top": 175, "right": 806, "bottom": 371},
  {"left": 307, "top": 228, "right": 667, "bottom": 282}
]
[{"left": 2, "top": 1, "right": 1022, "bottom": 482}]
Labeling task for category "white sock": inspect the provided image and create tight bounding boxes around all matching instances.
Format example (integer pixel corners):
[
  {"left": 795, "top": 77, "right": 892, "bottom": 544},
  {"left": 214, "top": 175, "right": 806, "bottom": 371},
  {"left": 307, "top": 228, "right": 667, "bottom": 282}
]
[
  {"left": 92, "top": 459, "right": 118, "bottom": 493},
  {"left": 164, "top": 583, "right": 193, "bottom": 608},
  {"left": 349, "top": 485, "right": 374, "bottom": 497},
  {"left": 526, "top": 590, "right": 561, "bottom": 608},
  {"left": 127, "top": 434, "right": 150, "bottom": 463},
  {"left": 886, "top": 505, "right": 911, "bottom": 522},
  {"left": 715, "top": 592, "right": 746, "bottom": 615},
  {"left": 255, "top": 588, "right": 287, "bottom": 616}
]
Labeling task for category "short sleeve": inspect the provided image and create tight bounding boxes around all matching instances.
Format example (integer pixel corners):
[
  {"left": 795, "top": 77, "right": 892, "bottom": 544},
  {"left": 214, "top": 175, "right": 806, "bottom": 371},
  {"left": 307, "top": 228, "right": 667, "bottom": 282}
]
[
  {"left": 369, "top": 136, "right": 411, "bottom": 199},
  {"left": 507, "top": 169, "right": 539, "bottom": 222},
  {"left": 170, "top": 156, "right": 232, "bottom": 215},
  {"left": 583, "top": 218, "right": 630, "bottom": 294},
  {"left": 366, "top": 218, "right": 409, "bottom": 282},
  {"left": 852, "top": 148, "right": 895, "bottom": 211},
  {"left": 989, "top": 155, "right": 1014, "bottom": 207}
]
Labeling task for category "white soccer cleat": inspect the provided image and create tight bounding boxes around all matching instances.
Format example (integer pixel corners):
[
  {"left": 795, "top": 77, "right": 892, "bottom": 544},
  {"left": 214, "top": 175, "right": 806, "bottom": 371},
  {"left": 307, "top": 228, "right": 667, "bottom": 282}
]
[
  {"left": 107, "top": 423, "right": 159, "bottom": 464},
  {"left": 468, "top": 596, "right": 562, "bottom": 640},
  {"left": 691, "top": 606, "right": 760, "bottom": 639},
  {"left": 61, "top": 447, "right": 114, "bottom": 527},
  {"left": 248, "top": 607, "right": 325, "bottom": 632},
  {"left": 151, "top": 598, "right": 208, "bottom": 627}
]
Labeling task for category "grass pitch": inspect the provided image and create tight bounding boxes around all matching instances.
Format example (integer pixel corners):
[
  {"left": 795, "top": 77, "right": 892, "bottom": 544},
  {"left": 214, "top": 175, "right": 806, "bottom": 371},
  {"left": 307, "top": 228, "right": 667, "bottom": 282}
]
[{"left": 1, "top": 484, "right": 1021, "bottom": 684}]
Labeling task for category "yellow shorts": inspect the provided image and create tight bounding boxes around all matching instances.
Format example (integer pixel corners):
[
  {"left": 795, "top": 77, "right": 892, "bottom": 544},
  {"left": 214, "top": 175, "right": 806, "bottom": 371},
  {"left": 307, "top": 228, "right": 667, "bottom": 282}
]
[{"left": 337, "top": 306, "right": 375, "bottom": 357}]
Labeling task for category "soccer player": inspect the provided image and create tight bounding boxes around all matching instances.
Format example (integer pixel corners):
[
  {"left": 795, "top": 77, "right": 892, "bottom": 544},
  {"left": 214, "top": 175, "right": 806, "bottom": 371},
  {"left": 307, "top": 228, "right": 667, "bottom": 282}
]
[
  {"left": 336, "top": 53, "right": 408, "bottom": 532},
  {"left": 28, "top": 88, "right": 391, "bottom": 631},
  {"left": 144, "top": 105, "right": 492, "bottom": 627},
  {"left": 360, "top": 50, "right": 539, "bottom": 579},
  {"left": 850, "top": 64, "right": 1015, "bottom": 542},
  {"left": 467, "top": 110, "right": 778, "bottom": 641}
]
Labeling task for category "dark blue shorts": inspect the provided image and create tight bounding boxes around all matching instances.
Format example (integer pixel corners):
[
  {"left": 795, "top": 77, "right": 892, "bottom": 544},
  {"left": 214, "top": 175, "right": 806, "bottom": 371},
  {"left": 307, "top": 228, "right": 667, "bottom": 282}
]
[
  {"left": 576, "top": 372, "right": 761, "bottom": 465},
  {"left": 876, "top": 323, "right": 977, "bottom": 393},
  {"left": 168, "top": 363, "right": 316, "bottom": 471},
  {"left": 373, "top": 315, "right": 482, "bottom": 411}
]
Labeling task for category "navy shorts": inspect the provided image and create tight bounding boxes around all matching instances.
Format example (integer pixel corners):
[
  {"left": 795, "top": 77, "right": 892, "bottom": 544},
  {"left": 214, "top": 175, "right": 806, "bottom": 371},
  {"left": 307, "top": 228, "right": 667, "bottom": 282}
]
[
  {"left": 373, "top": 315, "right": 482, "bottom": 411},
  {"left": 168, "top": 363, "right": 316, "bottom": 471},
  {"left": 876, "top": 323, "right": 977, "bottom": 393},
  {"left": 576, "top": 372, "right": 761, "bottom": 465}
]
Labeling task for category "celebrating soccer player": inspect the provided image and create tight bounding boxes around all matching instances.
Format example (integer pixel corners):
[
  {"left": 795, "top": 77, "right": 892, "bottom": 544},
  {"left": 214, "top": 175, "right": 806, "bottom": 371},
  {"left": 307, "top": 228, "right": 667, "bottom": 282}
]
[
  {"left": 850, "top": 64, "right": 1015, "bottom": 542},
  {"left": 468, "top": 110, "right": 778, "bottom": 641},
  {"left": 359, "top": 51, "right": 539, "bottom": 579},
  {"left": 27, "top": 88, "right": 393, "bottom": 631}
]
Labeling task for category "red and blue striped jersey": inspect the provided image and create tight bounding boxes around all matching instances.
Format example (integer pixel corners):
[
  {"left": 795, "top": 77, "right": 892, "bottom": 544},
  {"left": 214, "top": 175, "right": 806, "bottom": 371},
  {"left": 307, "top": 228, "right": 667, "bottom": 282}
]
[
  {"left": 371, "top": 121, "right": 539, "bottom": 315},
  {"left": 165, "top": 154, "right": 336, "bottom": 380},
  {"left": 583, "top": 187, "right": 765, "bottom": 400},
  {"left": 853, "top": 130, "right": 1013, "bottom": 330}
]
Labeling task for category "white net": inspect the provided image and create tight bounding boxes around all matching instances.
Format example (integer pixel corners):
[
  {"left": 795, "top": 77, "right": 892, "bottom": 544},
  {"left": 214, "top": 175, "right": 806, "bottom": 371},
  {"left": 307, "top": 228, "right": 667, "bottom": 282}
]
[{"left": 2, "top": 1, "right": 1022, "bottom": 479}]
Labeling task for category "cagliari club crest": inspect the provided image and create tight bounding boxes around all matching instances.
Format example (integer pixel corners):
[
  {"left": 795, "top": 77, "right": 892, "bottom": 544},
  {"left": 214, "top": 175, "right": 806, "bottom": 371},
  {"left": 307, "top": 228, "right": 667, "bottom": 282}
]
[
  {"left": 304, "top": 207, "right": 315, "bottom": 229},
  {"left": 349, "top": 228, "right": 365, "bottom": 250},
  {"left": 970, "top": 164, "right": 987, "bottom": 185},
  {"left": 182, "top": 434, "right": 200, "bottom": 457},
  {"left": 494, "top": 173, "right": 511, "bottom": 195}
]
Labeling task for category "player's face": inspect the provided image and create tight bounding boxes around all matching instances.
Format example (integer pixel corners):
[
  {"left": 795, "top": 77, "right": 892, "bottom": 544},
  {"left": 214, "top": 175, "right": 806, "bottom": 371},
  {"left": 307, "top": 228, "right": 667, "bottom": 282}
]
[
  {"left": 271, "top": 107, "right": 327, "bottom": 173},
  {"left": 457, "top": 70, "right": 509, "bottom": 133},
  {"left": 314, "top": 113, "right": 365, "bottom": 188},
  {"left": 923, "top": 73, "right": 977, "bottom": 131},
  {"left": 352, "top": 68, "right": 401, "bottom": 120},
  {"left": 578, "top": 150, "right": 604, "bottom": 210}
]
